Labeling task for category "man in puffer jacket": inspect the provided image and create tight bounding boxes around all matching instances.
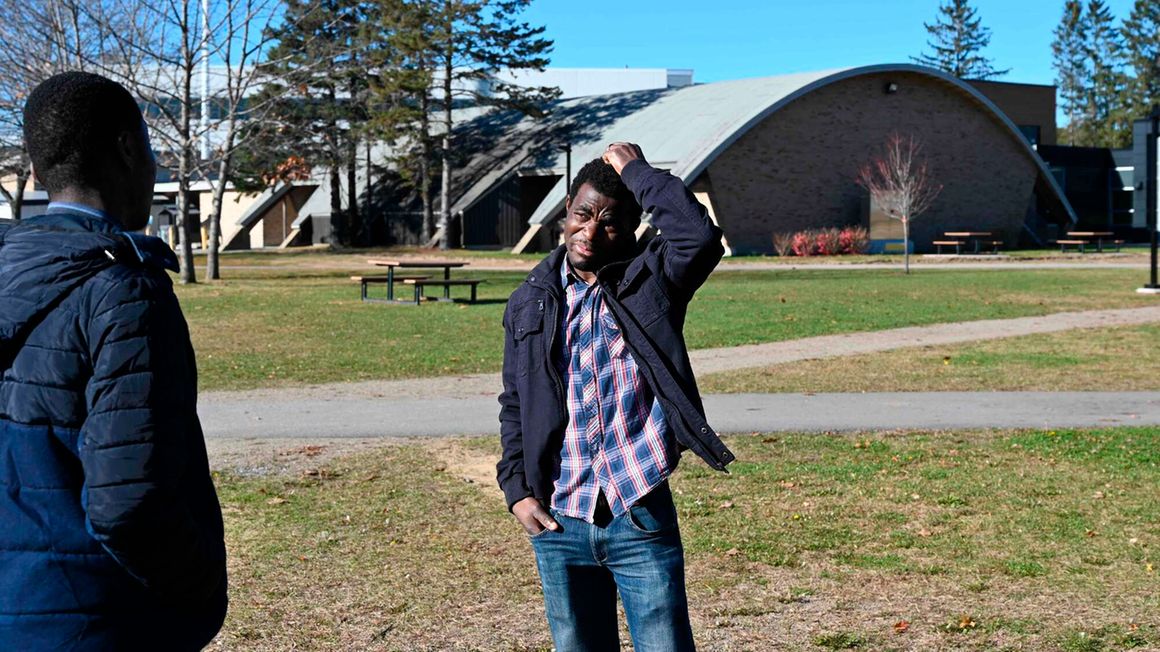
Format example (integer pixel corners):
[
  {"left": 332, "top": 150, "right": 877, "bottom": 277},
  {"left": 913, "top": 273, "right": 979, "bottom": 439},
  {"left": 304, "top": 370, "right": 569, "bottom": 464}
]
[{"left": 0, "top": 72, "right": 227, "bottom": 650}]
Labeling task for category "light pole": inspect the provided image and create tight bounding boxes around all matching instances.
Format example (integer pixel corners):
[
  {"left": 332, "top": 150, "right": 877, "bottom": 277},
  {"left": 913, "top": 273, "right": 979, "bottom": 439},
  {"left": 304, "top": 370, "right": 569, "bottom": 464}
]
[{"left": 1140, "top": 105, "right": 1160, "bottom": 294}]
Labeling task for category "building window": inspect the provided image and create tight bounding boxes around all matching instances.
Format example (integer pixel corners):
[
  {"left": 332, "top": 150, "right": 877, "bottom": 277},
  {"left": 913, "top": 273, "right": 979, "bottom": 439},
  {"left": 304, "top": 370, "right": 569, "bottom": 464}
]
[{"left": 1018, "top": 125, "right": 1041, "bottom": 147}]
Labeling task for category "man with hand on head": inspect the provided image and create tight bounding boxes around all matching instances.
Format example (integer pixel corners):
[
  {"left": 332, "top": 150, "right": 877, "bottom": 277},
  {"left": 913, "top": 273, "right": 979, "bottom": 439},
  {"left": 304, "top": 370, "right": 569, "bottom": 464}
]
[
  {"left": 0, "top": 72, "right": 227, "bottom": 650},
  {"left": 497, "top": 142, "right": 734, "bottom": 651}
]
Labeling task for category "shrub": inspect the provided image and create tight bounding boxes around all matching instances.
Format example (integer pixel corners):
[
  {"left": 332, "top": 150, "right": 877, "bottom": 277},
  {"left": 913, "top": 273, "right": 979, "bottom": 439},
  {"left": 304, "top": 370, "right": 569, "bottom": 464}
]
[
  {"left": 772, "top": 232, "right": 794, "bottom": 256},
  {"left": 790, "top": 231, "right": 813, "bottom": 256},
  {"left": 773, "top": 226, "right": 871, "bottom": 256},
  {"left": 815, "top": 228, "right": 841, "bottom": 255},
  {"left": 838, "top": 226, "right": 870, "bottom": 254}
]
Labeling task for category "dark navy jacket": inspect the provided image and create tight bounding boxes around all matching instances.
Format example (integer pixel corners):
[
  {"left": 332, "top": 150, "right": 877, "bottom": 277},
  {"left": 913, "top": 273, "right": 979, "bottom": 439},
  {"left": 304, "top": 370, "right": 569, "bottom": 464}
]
[
  {"left": 0, "top": 209, "right": 227, "bottom": 651},
  {"left": 497, "top": 160, "right": 736, "bottom": 510}
]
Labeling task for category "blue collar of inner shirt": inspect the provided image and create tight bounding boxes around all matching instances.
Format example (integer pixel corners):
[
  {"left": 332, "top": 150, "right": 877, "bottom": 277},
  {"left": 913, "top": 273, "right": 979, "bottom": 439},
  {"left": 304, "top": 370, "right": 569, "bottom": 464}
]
[{"left": 46, "top": 201, "right": 116, "bottom": 225}]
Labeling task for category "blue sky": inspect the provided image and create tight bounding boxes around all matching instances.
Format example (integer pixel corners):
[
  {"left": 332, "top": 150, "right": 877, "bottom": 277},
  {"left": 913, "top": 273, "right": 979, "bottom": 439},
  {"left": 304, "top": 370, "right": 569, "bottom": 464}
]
[{"left": 522, "top": 0, "right": 1137, "bottom": 87}]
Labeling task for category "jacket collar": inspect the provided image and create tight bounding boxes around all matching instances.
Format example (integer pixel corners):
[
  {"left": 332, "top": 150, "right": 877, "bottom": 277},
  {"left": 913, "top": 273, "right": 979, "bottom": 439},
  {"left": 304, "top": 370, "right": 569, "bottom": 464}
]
[{"left": 526, "top": 243, "right": 646, "bottom": 295}]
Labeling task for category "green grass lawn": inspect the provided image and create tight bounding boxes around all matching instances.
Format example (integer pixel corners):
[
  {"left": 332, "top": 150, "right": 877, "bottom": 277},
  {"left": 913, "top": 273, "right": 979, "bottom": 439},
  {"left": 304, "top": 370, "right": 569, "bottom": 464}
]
[
  {"left": 210, "top": 428, "right": 1160, "bottom": 651},
  {"left": 178, "top": 266, "right": 1156, "bottom": 391},
  {"left": 701, "top": 324, "right": 1160, "bottom": 394}
]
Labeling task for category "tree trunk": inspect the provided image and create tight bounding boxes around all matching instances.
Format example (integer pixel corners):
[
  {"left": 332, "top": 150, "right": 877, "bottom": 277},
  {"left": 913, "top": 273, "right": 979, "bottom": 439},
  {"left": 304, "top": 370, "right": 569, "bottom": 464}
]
[
  {"left": 12, "top": 164, "right": 29, "bottom": 221},
  {"left": 207, "top": 117, "right": 237, "bottom": 280},
  {"left": 346, "top": 135, "right": 358, "bottom": 246},
  {"left": 419, "top": 95, "right": 433, "bottom": 243},
  {"left": 177, "top": 2, "right": 196, "bottom": 284},
  {"left": 902, "top": 217, "right": 911, "bottom": 275},
  {"left": 439, "top": 32, "right": 452, "bottom": 251}
]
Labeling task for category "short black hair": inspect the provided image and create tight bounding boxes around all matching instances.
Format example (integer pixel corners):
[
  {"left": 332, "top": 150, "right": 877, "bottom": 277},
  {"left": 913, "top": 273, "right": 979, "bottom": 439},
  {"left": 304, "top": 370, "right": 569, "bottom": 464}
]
[
  {"left": 23, "top": 71, "right": 144, "bottom": 192},
  {"left": 568, "top": 158, "right": 642, "bottom": 221}
]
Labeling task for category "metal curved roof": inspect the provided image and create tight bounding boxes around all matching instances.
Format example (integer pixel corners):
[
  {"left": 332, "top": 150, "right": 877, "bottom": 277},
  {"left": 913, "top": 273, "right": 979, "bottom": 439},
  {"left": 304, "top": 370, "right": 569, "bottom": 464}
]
[{"left": 452, "top": 64, "right": 1075, "bottom": 230}]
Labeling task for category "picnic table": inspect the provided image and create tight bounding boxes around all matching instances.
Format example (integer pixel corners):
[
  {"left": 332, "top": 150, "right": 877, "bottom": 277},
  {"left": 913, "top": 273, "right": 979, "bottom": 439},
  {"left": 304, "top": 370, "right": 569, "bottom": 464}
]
[
  {"left": 364, "top": 258, "right": 482, "bottom": 304},
  {"left": 941, "top": 231, "right": 996, "bottom": 254},
  {"left": 1065, "top": 231, "right": 1119, "bottom": 253}
]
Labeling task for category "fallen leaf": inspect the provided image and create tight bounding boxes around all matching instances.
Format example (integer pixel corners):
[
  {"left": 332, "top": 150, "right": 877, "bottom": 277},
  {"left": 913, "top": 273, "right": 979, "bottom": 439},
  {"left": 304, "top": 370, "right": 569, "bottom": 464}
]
[
  {"left": 893, "top": 620, "right": 910, "bottom": 634},
  {"left": 725, "top": 548, "right": 741, "bottom": 557},
  {"left": 266, "top": 497, "right": 287, "bottom": 505},
  {"left": 718, "top": 501, "right": 734, "bottom": 510},
  {"left": 918, "top": 528, "right": 932, "bottom": 537},
  {"left": 1085, "top": 529, "right": 1099, "bottom": 538},
  {"left": 958, "top": 615, "right": 977, "bottom": 630},
  {"left": 1129, "top": 623, "right": 1140, "bottom": 632},
  {"left": 1092, "top": 491, "right": 1105, "bottom": 500},
  {"left": 1147, "top": 563, "right": 1154, "bottom": 574},
  {"left": 779, "top": 481, "right": 796, "bottom": 489}
]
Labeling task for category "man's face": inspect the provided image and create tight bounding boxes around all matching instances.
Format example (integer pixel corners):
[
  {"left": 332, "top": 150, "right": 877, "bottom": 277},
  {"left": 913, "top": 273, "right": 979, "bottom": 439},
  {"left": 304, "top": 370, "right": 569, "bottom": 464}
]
[
  {"left": 120, "top": 118, "right": 156, "bottom": 232},
  {"left": 563, "top": 182, "right": 638, "bottom": 275}
]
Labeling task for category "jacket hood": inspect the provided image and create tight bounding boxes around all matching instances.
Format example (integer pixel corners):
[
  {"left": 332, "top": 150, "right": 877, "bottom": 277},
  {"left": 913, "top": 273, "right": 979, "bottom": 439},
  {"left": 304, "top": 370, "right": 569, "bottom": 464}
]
[{"left": 0, "top": 216, "right": 177, "bottom": 368}]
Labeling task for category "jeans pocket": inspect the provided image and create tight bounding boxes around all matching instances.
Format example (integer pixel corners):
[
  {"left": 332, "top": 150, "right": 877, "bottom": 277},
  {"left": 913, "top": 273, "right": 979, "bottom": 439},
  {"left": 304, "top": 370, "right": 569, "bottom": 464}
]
[
  {"left": 528, "top": 527, "right": 553, "bottom": 541},
  {"left": 626, "top": 490, "right": 678, "bottom": 535}
]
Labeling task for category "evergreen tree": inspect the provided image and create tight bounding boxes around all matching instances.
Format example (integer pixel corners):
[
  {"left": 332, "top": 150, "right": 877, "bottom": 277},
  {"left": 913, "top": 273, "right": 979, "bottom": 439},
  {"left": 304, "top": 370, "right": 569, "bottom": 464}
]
[
  {"left": 1053, "top": 0, "right": 1132, "bottom": 147},
  {"left": 1053, "top": 0, "right": 1089, "bottom": 145},
  {"left": 912, "top": 0, "right": 1009, "bottom": 79},
  {"left": 1121, "top": 0, "right": 1160, "bottom": 118},
  {"left": 251, "top": 0, "right": 371, "bottom": 246},
  {"left": 366, "top": 0, "right": 440, "bottom": 242},
  {"left": 424, "top": 0, "right": 559, "bottom": 249}
]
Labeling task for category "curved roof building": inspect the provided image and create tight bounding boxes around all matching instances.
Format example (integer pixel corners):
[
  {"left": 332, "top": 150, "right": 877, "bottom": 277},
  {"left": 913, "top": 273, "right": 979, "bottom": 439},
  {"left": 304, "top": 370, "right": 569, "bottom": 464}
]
[{"left": 448, "top": 64, "right": 1073, "bottom": 254}]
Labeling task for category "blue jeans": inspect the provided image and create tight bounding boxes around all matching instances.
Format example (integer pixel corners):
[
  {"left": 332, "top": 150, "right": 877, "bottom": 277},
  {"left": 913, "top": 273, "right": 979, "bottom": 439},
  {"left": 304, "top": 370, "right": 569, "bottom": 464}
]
[{"left": 529, "top": 484, "right": 695, "bottom": 652}]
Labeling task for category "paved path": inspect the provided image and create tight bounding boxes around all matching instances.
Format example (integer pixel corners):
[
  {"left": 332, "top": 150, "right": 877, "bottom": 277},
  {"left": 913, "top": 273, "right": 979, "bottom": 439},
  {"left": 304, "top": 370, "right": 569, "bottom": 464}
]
[
  {"left": 200, "top": 391, "right": 1160, "bottom": 438},
  {"left": 199, "top": 305, "right": 1160, "bottom": 438}
]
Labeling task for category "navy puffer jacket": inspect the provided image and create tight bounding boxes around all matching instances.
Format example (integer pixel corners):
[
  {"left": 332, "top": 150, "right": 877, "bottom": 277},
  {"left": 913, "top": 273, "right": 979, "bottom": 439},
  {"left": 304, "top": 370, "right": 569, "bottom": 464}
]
[{"left": 0, "top": 209, "right": 227, "bottom": 651}]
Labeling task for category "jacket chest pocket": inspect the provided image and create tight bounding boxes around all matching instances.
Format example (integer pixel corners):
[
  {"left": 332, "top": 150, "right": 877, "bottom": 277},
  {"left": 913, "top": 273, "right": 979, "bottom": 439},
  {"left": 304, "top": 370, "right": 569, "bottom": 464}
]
[
  {"left": 620, "top": 279, "right": 670, "bottom": 328},
  {"left": 513, "top": 299, "right": 545, "bottom": 377}
]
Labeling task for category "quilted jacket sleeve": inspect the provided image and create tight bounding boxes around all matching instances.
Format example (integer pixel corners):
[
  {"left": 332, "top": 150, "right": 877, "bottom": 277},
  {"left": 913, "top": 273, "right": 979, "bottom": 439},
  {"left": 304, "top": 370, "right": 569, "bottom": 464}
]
[{"left": 79, "top": 268, "right": 225, "bottom": 603}]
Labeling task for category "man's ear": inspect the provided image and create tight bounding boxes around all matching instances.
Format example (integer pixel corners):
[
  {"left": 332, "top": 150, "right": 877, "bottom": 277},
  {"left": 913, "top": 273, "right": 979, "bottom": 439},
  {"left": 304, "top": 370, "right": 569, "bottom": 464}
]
[
  {"left": 115, "top": 130, "right": 136, "bottom": 169},
  {"left": 564, "top": 195, "right": 571, "bottom": 214}
]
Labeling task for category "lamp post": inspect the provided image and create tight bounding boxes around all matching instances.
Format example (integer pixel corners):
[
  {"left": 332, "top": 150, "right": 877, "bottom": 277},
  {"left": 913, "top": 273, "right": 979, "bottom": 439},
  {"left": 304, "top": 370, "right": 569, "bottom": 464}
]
[{"left": 1140, "top": 105, "right": 1160, "bottom": 294}]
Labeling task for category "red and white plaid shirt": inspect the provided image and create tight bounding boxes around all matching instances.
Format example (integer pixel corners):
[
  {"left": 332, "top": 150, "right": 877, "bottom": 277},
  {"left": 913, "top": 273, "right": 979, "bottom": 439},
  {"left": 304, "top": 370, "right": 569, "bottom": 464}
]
[{"left": 550, "top": 264, "right": 679, "bottom": 522}]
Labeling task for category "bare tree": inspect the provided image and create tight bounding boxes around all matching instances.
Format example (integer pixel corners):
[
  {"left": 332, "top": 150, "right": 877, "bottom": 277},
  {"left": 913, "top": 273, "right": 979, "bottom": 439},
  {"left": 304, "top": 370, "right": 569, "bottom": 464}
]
[
  {"left": 197, "top": 0, "right": 316, "bottom": 279},
  {"left": 856, "top": 133, "right": 942, "bottom": 274},
  {"left": 0, "top": 0, "right": 116, "bottom": 220}
]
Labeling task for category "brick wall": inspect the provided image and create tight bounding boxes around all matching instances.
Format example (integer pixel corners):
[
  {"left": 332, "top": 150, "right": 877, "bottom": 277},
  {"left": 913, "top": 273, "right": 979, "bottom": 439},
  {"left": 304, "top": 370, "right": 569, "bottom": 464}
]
[{"left": 704, "top": 72, "right": 1040, "bottom": 254}]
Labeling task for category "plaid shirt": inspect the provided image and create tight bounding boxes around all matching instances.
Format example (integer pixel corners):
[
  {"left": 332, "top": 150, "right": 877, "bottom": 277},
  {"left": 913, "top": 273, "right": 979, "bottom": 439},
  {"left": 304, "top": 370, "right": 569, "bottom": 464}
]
[{"left": 550, "top": 263, "right": 679, "bottom": 522}]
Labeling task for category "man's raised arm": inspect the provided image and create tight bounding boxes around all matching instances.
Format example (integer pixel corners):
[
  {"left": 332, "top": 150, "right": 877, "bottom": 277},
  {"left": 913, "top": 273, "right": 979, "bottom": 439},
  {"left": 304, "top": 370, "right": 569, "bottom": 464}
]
[{"left": 603, "top": 142, "right": 725, "bottom": 292}]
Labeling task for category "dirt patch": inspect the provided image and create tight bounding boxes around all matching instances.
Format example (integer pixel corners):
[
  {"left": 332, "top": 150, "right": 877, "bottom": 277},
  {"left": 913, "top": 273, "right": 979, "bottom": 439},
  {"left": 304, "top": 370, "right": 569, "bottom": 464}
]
[
  {"left": 206, "top": 437, "right": 404, "bottom": 476},
  {"left": 426, "top": 439, "right": 503, "bottom": 496}
]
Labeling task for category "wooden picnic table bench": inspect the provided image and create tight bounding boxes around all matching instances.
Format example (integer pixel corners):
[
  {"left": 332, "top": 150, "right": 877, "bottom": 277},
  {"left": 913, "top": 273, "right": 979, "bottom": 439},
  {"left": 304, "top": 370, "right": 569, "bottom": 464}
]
[
  {"left": 365, "top": 258, "right": 469, "bottom": 302},
  {"left": 1054, "top": 239, "right": 1091, "bottom": 253},
  {"left": 351, "top": 275, "right": 430, "bottom": 302},
  {"left": 942, "top": 231, "right": 994, "bottom": 254},
  {"left": 402, "top": 278, "right": 485, "bottom": 305},
  {"left": 1066, "top": 231, "right": 1118, "bottom": 253},
  {"left": 933, "top": 239, "right": 966, "bottom": 254}
]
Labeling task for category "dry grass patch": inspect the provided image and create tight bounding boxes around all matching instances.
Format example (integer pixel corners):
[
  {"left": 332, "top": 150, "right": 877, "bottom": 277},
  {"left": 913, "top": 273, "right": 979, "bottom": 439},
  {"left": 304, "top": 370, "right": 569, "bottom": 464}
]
[
  {"left": 701, "top": 324, "right": 1160, "bottom": 394},
  {"left": 211, "top": 428, "right": 1159, "bottom": 651}
]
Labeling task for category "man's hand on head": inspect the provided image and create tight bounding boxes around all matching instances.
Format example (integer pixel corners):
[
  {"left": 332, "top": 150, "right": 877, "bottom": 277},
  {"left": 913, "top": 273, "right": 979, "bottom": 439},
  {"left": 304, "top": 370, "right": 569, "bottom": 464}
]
[
  {"left": 602, "top": 142, "right": 646, "bottom": 176},
  {"left": 512, "top": 496, "right": 559, "bottom": 536}
]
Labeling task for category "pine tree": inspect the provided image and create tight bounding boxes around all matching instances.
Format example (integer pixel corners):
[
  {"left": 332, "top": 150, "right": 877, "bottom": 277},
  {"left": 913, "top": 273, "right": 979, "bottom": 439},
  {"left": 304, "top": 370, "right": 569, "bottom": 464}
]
[
  {"left": 912, "top": 0, "right": 1010, "bottom": 79},
  {"left": 1054, "top": 0, "right": 1132, "bottom": 147},
  {"left": 425, "top": 0, "right": 559, "bottom": 249},
  {"left": 1121, "top": 0, "right": 1160, "bottom": 119},
  {"left": 1085, "top": 0, "right": 1132, "bottom": 148},
  {"left": 251, "top": 0, "right": 371, "bottom": 246},
  {"left": 1053, "top": 0, "right": 1089, "bottom": 145}
]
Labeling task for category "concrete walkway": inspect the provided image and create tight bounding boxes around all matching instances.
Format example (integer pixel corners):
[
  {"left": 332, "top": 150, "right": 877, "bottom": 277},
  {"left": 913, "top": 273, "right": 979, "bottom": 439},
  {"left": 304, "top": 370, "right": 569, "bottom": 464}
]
[{"left": 199, "top": 305, "right": 1160, "bottom": 438}]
